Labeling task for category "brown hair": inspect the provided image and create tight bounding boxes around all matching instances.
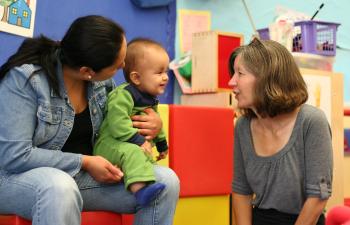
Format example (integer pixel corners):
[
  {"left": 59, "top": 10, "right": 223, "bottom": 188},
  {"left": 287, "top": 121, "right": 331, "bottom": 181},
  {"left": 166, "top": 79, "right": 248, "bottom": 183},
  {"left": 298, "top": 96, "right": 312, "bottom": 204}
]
[
  {"left": 229, "top": 38, "right": 308, "bottom": 118},
  {"left": 123, "top": 37, "right": 165, "bottom": 83}
]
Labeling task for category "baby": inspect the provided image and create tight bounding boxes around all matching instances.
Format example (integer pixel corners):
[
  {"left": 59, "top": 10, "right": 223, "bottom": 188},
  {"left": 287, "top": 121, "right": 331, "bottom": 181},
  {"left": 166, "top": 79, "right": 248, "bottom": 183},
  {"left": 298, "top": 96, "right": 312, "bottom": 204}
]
[{"left": 94, "top": 38, "right": 170, "bottom": 207}]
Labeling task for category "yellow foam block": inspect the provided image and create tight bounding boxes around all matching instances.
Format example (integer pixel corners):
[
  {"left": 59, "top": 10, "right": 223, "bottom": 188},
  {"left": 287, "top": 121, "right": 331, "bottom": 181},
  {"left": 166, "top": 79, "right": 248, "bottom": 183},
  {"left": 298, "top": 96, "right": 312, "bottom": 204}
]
[
  {"left": 345, "top": 116, "right": 350, "bottom": 128},
  {"left": 174, "top": 195, "right": 230, "bottom": 225},
  {"left": 153, "top": 104, "right": 169, "bottom": 167}
]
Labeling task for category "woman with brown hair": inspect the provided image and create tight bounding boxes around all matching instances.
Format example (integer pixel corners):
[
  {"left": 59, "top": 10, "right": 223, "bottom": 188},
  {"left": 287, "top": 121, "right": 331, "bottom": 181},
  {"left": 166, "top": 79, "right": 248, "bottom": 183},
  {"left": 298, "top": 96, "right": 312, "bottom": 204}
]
[{"left": 229, "top": 38, "right": 332, "bottom": 225}]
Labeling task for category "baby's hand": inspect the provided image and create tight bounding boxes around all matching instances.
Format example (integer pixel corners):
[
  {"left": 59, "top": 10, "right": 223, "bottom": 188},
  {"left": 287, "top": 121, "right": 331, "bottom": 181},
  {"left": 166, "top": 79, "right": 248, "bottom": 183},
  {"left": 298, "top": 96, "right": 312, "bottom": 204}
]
[
  {"left": 140, "top": 141, "right": 153, "bottom": 156},
  {"left": 156, "top": 150, "right": 168, "bottom": 161}
]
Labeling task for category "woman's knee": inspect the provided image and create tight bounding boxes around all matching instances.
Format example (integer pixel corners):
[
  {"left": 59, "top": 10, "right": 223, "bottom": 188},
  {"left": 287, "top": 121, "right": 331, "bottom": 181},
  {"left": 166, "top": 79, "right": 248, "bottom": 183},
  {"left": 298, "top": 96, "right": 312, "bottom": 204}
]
[
  {"left": 35, "top": 168, "right": 83, "bottom": 209},
  {"left": 154, "top": 165, "right": 180, "bottom": 197}
]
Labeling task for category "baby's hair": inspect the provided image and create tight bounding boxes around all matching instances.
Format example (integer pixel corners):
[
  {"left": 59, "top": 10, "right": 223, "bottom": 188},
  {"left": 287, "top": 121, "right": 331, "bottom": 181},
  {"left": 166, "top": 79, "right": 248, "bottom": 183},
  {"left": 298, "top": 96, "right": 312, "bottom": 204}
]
[{"left": 123, "top": 38, "right": 165, "bottom": 82}]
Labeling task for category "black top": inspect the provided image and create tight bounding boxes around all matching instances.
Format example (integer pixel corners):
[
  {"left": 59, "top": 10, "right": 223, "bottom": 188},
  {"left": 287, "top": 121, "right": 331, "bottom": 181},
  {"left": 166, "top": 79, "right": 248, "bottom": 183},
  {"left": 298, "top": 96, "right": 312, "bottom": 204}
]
[
  {"left": 61, "top": 106, "right": 93, "bottom": 155},
  {"left": 125, "top": 84, "right": 159, "bottom": 107}
]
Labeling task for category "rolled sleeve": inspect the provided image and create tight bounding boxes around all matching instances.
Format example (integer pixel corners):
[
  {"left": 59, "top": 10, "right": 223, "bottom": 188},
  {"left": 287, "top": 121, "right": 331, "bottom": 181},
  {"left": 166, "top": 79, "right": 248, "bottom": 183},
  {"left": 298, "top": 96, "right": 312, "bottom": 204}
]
[{"left": 304, "top": 109, "right": 333, "bottom": 199}]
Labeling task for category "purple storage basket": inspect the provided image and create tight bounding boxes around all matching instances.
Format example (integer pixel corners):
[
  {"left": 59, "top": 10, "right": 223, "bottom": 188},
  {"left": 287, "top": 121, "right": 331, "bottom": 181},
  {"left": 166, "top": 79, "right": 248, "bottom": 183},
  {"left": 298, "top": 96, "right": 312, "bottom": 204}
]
[
  {"left": 257, "top": 20, "right": 340, "bottom": 56},
  {"left": 257, "top": 28, "right": 270, "bottom": 40}
]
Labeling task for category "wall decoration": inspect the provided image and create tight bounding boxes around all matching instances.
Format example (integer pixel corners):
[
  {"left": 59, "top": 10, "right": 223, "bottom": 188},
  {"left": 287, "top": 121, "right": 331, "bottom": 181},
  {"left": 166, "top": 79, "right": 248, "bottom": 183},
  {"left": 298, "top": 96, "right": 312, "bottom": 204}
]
[
  {"left": 178, "top": 9, "right": 211, "bottom": 53},
  {"left": 0, "top": 0, "right": 36, "bottom": 37}
]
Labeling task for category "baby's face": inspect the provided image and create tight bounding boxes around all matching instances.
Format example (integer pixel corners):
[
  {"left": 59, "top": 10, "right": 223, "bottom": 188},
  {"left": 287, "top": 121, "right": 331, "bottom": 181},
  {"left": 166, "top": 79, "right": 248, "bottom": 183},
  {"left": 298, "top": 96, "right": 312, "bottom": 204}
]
[{"left": 136, "top": 47, "right": 169, "bottom": 96}]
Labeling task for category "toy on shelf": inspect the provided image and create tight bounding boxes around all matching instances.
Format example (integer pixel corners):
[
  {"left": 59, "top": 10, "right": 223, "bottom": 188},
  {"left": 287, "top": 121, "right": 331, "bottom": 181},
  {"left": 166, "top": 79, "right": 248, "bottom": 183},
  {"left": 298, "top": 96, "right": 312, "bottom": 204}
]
[
  {"left": 170, "top": 51, "right": 192, "bottom": 82},
  {"left": 171, "top": 31, "right": 243, "bottom": 94},
  {"left": 258, "top": 20, "right": 340, "bottom": 56}
]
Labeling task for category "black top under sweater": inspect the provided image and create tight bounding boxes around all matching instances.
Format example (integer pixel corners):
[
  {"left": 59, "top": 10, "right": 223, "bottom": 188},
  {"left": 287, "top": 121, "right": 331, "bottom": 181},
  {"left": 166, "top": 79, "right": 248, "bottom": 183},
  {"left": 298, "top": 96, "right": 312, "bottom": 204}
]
[{"left": 61, "top": 106, "right": 93, "bottom": 155}]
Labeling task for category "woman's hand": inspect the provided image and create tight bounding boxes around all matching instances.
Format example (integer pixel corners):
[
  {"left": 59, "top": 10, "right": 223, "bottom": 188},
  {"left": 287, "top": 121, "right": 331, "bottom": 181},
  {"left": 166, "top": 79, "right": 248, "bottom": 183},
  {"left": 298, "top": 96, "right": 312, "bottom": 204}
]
[
  {"left": 140, "top": 141, "right": 153, "bottom": 157},
  {"left": 131, "top": 107, "right": 162, "bottom": 140},
  {"left": 82, "top": 155, "right": 123, "bottom": 183}
]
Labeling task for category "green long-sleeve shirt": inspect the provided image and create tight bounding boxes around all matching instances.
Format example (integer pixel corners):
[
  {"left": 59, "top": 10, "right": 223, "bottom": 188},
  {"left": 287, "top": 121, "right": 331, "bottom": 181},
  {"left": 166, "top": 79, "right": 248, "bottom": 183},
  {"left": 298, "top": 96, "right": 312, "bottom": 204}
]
[{"left": 97, "top": 83, "right": 168, "bottom": 152}]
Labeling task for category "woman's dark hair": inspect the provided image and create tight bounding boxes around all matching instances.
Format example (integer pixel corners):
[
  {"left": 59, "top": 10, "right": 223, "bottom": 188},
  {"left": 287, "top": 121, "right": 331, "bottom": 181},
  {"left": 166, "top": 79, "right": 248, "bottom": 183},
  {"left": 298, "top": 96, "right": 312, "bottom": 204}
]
[
  {"left": 228, "top": 38, "right": 308, "bottom": 118},
  {"left": 0, "top": 15, "right": 124, "bottom": 96}
]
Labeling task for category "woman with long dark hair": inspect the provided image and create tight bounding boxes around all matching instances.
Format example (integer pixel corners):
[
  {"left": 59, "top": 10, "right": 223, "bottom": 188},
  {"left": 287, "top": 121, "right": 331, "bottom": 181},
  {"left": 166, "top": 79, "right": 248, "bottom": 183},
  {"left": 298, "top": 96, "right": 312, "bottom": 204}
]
[{"left": 0, "top": 15, "right": 179, "bottom": 225}]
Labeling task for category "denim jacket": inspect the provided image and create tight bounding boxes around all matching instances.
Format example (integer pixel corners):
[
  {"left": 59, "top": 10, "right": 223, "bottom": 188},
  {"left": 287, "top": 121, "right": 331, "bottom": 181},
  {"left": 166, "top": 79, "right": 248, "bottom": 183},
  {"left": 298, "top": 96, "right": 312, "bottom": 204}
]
[{"left": 0, "top": 60, "right": 115, "bottom": 177}]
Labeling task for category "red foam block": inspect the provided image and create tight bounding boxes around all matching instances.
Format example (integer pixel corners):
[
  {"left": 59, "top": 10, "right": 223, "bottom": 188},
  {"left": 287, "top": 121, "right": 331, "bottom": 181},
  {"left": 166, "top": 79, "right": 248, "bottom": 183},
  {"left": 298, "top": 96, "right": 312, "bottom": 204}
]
[
  {"left": 122, "top": 214, "right": 134, "bottom": 225},
  {"left": 0, "top": 211, "right": 122, "bottom": 225},
  {"left": 169, "top": 105, "right": 234, "bottom": 197}
]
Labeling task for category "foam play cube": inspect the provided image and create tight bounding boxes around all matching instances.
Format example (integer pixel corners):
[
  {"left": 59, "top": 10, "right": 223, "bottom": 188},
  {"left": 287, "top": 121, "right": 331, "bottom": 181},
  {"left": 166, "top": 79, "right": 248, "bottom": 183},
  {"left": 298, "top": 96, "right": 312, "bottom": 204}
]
[
  {"left": 122, "top": 214, "right": 134, "bottom": 225},
  {"left": 0, "top": 211, "right": 122, "bottom": 225},
  {"left": 151, "top": 104, "right": 169, "bottom": 167},
  {"left": 121, "top": 196, "right": 231, "bottom": 225},
  {"left": 169, "top": 105, "right": 234, "bottom": 196},
  {"left": 0, "top": 216, "right": 30, "bottom": 225},
  {"left": 81, "top": 211, "right": 122, "bottom": 225},
  {"left": 174, "top": 195, "right": 230, "bottom": 225}
]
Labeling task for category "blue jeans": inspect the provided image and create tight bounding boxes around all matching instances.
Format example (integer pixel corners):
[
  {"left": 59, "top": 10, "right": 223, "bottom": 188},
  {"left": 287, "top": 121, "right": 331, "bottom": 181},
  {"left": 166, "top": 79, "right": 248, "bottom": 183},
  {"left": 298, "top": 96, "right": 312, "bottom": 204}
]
[{"left": 0, "top": 165, "right": 179, "bottom": 225}]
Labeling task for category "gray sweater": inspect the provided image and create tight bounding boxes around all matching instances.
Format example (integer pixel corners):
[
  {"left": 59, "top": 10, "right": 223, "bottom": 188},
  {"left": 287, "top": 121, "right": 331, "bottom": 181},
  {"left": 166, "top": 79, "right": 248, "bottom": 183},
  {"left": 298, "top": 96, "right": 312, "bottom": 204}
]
[{"left": 232, "top": 104, "right": 333, "bottom": 214}]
